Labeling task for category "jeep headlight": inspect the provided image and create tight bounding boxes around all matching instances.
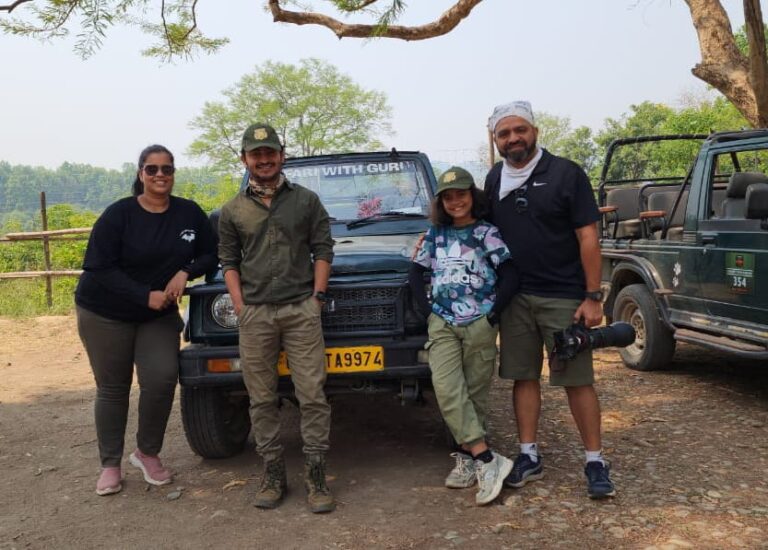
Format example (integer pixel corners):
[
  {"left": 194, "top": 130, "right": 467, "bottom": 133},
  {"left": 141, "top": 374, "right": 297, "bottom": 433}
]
[{"left": 211, "top": 294, "right": 239, "bottom": 329}]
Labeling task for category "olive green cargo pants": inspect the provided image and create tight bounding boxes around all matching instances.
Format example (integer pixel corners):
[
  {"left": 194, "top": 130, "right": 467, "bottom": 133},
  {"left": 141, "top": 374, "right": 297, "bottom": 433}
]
[
  {"left": 427, "top": 314, "right": 498, "bottom": 446},
  {"left": 238, "top": 297, "right": 331, "bottom": 461}
]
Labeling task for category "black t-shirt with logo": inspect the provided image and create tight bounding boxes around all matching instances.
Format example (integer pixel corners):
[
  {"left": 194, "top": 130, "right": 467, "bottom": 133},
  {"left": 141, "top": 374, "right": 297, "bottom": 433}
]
[
  {"left": 76, "top": 196, "right": 218, "bottom": 322},
  {"left": 485, "top": 150, "right": 600, "bottom": 300}
]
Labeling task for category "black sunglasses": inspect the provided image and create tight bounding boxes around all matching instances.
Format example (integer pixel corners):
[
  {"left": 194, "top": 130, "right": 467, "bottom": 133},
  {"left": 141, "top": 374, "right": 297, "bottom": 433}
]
[
  {"left": 143, "top": 164, "right": 175, "bottom": 176},
  {"left": 513, "top": 184, "right": 529, "bottom": 214}
]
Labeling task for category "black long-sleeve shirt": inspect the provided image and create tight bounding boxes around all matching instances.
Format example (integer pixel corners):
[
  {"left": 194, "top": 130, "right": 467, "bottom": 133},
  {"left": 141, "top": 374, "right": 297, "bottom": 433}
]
[{"left": 75, "top": 196, "right": 218, "bottom": 322}]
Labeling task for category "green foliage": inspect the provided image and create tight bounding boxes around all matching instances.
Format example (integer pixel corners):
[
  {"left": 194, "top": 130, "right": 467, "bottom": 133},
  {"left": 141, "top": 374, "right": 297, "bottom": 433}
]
[
  {"left": 0, "top": 278, "right": 79, "bottom": 317},
  {"left": 594, "top": 98, "right": 748, "bottom": 183},
  {"left": 734, "top": 23, "right": 768, "bottom": 57},
  {"left": 534, "top": 112, "right": 598, "bottom": 175},
  {"left": 188, "top": 58, "right": 392, "bottom": 174},
  {"left": 174, "top": 174, "right": 241, "bottom": 213},
  {"left": 0, "top": 161, "right": 222, "bottom": 225},
  {"left": 0, "top": 166, "right": 232, "bottom": 316},
  {"left": 0, "top": 0, "right": 228, "bottom": 60},
  {"left": 139, "top": 4, "right": 230, "bottom": 61}
]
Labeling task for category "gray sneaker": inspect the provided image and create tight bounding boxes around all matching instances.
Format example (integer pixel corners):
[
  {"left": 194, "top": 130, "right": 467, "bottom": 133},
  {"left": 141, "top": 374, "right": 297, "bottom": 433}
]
[
  {"left": 475, "top": 451, "right": 513, "bottom": 505},
  {"left": 445, "top": 452, "right": 476, "bottom": 489}
]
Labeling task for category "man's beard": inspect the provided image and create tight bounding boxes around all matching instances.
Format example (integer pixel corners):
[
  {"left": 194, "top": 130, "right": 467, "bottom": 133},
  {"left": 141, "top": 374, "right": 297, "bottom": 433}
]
[
  {"left": 500, "top": 139, "right": 537, "bottom": 164},
  {"left": 249, "top": 164, "right": 281, "bottom": 186}
]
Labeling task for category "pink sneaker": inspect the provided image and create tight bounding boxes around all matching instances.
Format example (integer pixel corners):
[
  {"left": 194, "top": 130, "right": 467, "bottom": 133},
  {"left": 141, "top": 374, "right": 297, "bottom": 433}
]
[
  {"left": 129, "top": 450, "right": 173, "bottom": 486},
  {"left": 96, "top": 467, "right": 122, "bottom": 496}
]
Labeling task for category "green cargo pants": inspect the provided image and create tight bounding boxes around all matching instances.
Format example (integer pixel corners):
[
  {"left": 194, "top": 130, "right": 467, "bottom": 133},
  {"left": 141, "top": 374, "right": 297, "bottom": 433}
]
[
  {"left": 238, "top": 297, "right": 331, "bottom": 461},
  {"left": 426, "top": 314, "right": 498, "bottom": 446}
]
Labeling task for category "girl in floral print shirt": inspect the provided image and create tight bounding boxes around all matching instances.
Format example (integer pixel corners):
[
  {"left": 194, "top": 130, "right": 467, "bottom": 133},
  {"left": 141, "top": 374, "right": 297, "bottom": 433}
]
[{"left": 409, "top": 166, "right": 518, "bottom": 506}]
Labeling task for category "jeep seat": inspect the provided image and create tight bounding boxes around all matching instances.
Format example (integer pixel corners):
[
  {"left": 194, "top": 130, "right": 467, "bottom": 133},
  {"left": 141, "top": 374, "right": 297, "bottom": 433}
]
[
  {"left": 644, "top": 189, "right": 689, "bottom": 240},
  {"left": 602, "top": 187, "right": 641, "bottom": 238},
  {"left": 722, "top": 172, "right": 768, "bottom": 218}
]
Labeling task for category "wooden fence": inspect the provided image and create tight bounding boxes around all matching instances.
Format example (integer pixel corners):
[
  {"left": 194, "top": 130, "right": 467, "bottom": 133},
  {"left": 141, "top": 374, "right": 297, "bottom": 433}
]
[{"left": 0, "top": 192, "right": 90, "bottom": 307}]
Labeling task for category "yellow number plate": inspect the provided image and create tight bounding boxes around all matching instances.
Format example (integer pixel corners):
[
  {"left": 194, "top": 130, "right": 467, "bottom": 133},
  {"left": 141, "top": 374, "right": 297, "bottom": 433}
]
[{"left": 277, "top": 346, "right": 384, "bottom": 376}]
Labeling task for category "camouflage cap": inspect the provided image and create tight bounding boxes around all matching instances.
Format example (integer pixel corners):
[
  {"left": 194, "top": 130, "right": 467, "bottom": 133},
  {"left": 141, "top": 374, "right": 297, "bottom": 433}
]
[
  {"left": 241, "top": 123, "right": 282, "bottom": 152},
  {"left": 436, "top": 166, "right": 475, "bottom": 194}
]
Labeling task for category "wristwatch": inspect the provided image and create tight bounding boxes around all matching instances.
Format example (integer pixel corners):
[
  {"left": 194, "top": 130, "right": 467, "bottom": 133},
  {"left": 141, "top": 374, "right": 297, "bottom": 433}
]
[
  {"left": 585, "top": 290, "right": 604, "bottom": 302},
  {"left": 313, "top": 291, "right": 329, "bottom": 303}
]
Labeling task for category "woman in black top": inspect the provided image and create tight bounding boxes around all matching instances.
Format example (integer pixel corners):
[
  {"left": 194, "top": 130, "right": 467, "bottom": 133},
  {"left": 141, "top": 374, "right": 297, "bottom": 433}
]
[{"left": 75, "top": 144, "right": 217, "bottom": 496}]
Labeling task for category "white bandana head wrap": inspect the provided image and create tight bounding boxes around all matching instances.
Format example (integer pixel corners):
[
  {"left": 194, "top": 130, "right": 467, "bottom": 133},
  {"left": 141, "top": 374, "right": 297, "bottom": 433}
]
[{"left": 488, "top": 101, "right": 535, "bottom": 132}]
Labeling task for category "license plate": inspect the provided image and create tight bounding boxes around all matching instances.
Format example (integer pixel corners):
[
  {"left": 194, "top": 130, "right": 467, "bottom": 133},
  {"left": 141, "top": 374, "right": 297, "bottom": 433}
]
[{"left": 277, "top": 346, "right": 384, "bottom": 376}]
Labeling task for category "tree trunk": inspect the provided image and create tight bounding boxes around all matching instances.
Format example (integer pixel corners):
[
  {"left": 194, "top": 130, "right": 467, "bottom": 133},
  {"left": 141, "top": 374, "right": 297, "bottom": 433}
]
[{"left": 685, "top": 0, "right": 768, "bottom": 127}]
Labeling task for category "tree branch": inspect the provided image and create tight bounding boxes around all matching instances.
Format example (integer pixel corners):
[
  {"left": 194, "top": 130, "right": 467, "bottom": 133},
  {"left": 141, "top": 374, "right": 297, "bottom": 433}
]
[
  {"left": 744, "top": 0, "right": 768, "bottom": 125},
  {"left": 0, "top": 0, "right": 32, "bottom": 13},
  {"left": 161, "top": 0, "right": 171, "bottom": 50},
  {"left": 267, "top": 0, "right": 484, "bottom": 40},
  {"left": 181, "top": 0, "right": 199, "bottom": 41}
]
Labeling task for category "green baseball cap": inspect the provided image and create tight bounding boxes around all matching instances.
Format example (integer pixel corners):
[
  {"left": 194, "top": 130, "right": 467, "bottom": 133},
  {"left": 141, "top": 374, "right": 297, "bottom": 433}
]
[
  {"left": 242, "top": 123, "right": 282, "bottom": 152},
  {"left": 436, "top": 166, "right": 475, "bottom": 194}
]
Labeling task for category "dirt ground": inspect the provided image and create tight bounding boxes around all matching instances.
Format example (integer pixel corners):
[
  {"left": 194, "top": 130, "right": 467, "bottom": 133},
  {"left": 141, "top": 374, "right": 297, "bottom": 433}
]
[{"left": 1, "top": 316, "right": 767, "bottom": 550}]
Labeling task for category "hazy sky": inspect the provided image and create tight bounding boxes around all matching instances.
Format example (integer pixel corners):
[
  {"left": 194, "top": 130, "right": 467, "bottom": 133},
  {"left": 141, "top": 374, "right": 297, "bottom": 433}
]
[{"left": 0, "top": 0, "right": 753, "bottom": 169}]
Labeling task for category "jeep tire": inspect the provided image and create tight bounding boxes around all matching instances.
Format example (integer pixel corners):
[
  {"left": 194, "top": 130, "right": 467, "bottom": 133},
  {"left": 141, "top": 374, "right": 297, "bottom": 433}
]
[
  {"left": 181, "top": 387, "right": 251, "bottom": 459},
  {"left": 613, "top": 284, "right": 676, "bottom": 371}
]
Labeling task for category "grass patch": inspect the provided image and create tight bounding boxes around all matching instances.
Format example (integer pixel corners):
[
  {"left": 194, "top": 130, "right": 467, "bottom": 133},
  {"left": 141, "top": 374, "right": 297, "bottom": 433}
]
[
  {"left": 0, "top": 277, "right": 79, "bottom": 317},
  {"left": 0, "top": 278, "right": 190, "bottom": 318}
]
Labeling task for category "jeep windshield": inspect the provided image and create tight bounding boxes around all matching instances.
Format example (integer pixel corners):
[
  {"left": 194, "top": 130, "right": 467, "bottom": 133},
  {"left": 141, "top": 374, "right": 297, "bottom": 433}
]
[{"left": 282, "top": 158, "right": 431, "bottom": 232}]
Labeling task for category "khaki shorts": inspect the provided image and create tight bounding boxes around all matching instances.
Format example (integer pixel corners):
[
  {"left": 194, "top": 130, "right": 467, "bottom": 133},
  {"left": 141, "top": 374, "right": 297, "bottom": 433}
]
[{"left": 499, "top": 294, "right": 594, "bottom": 387}]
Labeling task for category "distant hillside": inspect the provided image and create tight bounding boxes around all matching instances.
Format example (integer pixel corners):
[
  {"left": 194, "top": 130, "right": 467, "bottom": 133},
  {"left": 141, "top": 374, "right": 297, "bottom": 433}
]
[
  {"left": 0, "top": 161, "right": 221, "bottom": 214},
  {"left": 0, "top": 161, "right": 230, "bottom": 230}
]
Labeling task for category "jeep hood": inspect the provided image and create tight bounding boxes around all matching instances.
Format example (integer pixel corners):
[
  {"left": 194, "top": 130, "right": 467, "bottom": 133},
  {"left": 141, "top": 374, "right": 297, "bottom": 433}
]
[{"left": 331, "top": 234, "right": 421, "bottom": 276}]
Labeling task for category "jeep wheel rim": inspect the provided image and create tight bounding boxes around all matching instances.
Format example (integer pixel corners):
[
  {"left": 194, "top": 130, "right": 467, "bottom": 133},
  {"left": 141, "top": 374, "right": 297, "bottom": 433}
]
[{"left": 620, "top": 302, "right": 646, "bottom": 355}]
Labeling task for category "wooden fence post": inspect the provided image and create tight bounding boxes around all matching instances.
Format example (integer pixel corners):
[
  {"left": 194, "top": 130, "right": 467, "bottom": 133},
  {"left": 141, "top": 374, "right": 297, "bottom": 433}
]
[{"left": 40, "top": 192, "right": 53, "bottom": 308}]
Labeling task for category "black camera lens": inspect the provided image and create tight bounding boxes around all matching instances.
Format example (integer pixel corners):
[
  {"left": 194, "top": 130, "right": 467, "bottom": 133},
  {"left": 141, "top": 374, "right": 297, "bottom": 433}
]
[
  {"left": 588, "top": 322, "right": 636, "bottom": 349},
  {"left": 550, "top": 322, "right": 636, "bottom": 371}
]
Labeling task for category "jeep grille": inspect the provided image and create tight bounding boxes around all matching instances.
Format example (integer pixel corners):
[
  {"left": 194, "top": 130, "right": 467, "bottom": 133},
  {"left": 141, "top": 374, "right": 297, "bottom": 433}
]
[{"left": 322, "top": 287, "right": 401, "bottom": 334}]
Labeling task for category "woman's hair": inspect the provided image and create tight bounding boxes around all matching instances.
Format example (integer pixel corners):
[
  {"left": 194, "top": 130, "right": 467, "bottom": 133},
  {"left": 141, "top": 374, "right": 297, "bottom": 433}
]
[
  {"left": 430, "top": 185, "right": 488, "bottom": 226},
  {"left": 132, "top": 144, "right": 175, "bottom": 196}
]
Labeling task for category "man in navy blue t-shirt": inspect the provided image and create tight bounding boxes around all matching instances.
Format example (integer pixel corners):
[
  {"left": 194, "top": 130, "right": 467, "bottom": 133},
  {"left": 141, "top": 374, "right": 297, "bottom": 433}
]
[{"left": 485, "top": 100, "right": 616, "bottom": 500}]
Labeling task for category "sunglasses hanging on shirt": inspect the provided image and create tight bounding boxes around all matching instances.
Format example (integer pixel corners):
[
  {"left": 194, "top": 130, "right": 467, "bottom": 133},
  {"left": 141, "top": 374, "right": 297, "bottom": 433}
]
[{"left": 513, "top": 184, "right": 529, "bottom": 214}]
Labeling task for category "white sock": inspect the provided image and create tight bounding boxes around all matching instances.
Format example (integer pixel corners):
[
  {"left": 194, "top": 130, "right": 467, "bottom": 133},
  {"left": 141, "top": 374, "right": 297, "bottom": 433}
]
[
  {"left": 520, "top": 442, "right": 539, "bottom": 462},
  {"left": 585, "top": 449, "right": 606, "bottom": 466}
]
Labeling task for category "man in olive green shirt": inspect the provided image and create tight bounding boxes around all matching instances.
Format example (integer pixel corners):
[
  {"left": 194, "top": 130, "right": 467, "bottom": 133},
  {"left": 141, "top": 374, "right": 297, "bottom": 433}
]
[{"left": 218, "top": 123, "right": 335, "bottom": 513}]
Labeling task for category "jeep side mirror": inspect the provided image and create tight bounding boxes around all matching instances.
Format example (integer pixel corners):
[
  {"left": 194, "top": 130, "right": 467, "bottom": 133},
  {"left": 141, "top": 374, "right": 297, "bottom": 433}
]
[{"left": 746, "top": 183, "right": 768, "bottom": 229}]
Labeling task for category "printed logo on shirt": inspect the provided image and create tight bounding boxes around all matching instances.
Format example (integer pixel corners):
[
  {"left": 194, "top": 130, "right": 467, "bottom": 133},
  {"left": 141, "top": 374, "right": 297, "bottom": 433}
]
[
  {"left": 435, "top": 240, "right": 464, "bottom": 268},
  {"left": 435, "top": 240, "right": 482, "bottom": 286},
  {"left": 532, "top": 181, "right": 548, "bottom": 187},
  {"left": 180, "top": 229, "right": 196, "bottom": 242}
]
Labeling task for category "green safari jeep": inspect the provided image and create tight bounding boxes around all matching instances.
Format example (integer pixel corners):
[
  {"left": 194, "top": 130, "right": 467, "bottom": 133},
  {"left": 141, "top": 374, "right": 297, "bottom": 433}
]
[{"left": 598, "top": 131, "right": 768, "bottom": 371}]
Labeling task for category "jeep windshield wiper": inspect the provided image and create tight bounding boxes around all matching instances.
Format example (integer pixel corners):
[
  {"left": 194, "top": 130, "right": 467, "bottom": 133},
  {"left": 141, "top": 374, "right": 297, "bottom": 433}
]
[{"left": 345, "top": 210, "right": 426, "bottom": 229}]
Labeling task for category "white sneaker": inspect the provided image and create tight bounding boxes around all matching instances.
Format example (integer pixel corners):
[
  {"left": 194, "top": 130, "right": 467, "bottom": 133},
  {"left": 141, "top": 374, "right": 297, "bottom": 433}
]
[
  {"left": 475, "top": 452, "right": 513, "bottom": 505},
  {"left": 445, "top": 452, "right": 476, "bottom": 488}
]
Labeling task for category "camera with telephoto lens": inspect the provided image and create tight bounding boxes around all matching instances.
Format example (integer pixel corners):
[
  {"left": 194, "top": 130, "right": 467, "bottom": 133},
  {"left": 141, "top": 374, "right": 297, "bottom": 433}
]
[{"left": 549, "top": 322, "right": 636, "bottom": 371}]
